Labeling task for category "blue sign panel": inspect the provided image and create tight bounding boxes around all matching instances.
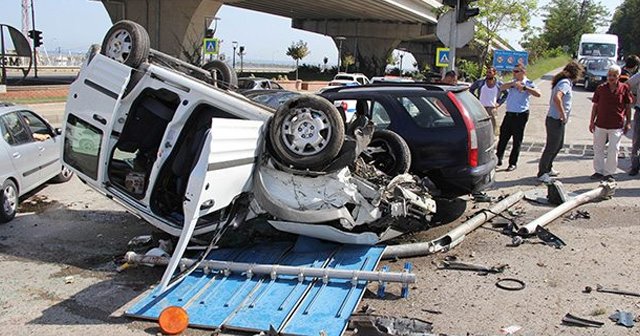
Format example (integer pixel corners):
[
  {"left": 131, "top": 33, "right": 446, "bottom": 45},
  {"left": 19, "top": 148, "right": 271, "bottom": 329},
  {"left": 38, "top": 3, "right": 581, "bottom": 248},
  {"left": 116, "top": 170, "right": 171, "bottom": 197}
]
[
  {"left": 493, "top": 50, "right": 529, "bottom": 71},
  {"left": 436, "top": 48, "right": 450, "bottom": 67}
]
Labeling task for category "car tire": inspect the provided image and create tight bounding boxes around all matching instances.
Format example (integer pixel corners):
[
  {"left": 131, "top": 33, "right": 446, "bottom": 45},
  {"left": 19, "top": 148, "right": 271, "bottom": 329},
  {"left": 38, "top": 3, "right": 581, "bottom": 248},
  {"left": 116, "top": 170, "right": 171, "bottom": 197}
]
[
  {"left": 101, "top": 20, "right": 150, "bottom": 68},
  {"left": 0, "top": 180, "right": 18, "bottom": 223},
  {"left": 202, "top": 60, "right": 238, "bottom": 90},
  {"left": 365, "top": 129, "right": 411, "bottom": 176},
  {"left": 269, "top": 94, "right": 345, "bottom": 171},
  {"left": 51, "top": 166, "right": 74, "bottom": 183},
  {"left": 584, "top": 78, "right": 591, "bottom": 91}
]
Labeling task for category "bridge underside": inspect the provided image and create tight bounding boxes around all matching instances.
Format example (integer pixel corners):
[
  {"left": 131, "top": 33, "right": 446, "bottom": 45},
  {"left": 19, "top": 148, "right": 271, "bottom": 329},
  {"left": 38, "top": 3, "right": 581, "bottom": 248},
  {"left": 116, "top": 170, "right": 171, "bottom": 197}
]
[{"left": 100, "top": 0, "right": 481, "bottom": 76}]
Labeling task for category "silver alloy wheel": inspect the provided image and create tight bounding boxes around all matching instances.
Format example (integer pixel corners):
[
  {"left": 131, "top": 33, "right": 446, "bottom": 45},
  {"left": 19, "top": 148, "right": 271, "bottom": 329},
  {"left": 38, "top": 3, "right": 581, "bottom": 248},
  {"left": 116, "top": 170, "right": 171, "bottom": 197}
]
[
  {"left": 104, "top": 28, "right": 132, "bottom": 63},
  {"left": 280, "top": 107, "right": 332, "bottom": 156},
  {"left": 3, "top": 183, "right": 17, "bottom": 216},
  {"left": 60, "top": 166, "right": 73, "bottom": 179}
]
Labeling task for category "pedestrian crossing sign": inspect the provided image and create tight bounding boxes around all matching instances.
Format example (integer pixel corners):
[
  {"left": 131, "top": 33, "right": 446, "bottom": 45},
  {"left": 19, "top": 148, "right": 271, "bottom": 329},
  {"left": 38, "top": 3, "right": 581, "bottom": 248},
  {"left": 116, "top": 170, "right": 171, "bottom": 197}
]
[
  {"left": 203, "top": 38, "right": 219, "bottom": 55},
  {"left": 436, "top": 48, "right": 450, "bottom": 67}
]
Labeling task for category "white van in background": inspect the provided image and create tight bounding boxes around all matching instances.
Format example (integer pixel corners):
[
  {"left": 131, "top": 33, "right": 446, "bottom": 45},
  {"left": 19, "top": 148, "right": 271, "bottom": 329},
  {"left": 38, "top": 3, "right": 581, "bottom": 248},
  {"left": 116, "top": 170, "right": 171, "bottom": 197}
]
[{"left": 578, "top": 34, "right": 618, "bottom": 63}]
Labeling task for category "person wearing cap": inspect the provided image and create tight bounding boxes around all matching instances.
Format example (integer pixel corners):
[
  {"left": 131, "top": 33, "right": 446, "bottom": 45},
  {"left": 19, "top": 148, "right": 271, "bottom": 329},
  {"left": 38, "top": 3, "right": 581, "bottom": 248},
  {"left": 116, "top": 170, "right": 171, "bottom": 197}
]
[
  {"left": 589, "top": 64, "right": 633, "bottom": 181},
  {"left": 496, "top": 64, "right": 541, "bottom": 171}
]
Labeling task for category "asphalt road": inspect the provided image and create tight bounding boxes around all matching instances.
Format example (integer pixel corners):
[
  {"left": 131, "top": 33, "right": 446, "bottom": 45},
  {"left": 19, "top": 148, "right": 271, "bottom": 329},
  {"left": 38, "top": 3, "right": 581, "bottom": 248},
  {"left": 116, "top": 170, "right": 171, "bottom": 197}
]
[{"left": 1, "top": 70, "right": 639, "bottom": 335}]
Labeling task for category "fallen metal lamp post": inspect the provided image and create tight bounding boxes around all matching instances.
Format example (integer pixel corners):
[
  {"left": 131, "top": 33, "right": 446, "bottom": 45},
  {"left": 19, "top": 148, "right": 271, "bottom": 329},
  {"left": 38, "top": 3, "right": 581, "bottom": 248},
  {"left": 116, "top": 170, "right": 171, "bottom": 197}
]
[
  {"left": 518, "top": 182, "right": 615, "bottom": 236},
  {"left": 382, "top": 191, "right": 524, "bottom": 259},
  {"left": 124, "top": 252, "right": 416, "bottom": 284}
]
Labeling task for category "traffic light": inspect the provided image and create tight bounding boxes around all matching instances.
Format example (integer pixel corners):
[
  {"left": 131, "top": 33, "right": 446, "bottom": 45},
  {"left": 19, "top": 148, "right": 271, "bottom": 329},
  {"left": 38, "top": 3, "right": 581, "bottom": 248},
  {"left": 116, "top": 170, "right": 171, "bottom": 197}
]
[
  {"left": 457, "top": 0, "right": 480, "bottom": 23},
  {"left": 28, "top": 30, "right": 43, "bottom": 47},
  {"left": 204, "top": 28, "right": 214, "bottom": 38},
  {"left": 239, "top": 46, "right": 245, "bottom": 54}
]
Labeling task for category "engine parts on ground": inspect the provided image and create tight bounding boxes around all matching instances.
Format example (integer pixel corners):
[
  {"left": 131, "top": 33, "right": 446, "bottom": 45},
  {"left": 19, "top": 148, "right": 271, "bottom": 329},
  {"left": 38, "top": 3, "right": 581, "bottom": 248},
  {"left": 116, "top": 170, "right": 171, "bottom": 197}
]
[
  {"left": 609, "top": 310, "right": 636, "bottom": 328},
  {"left": 437, "top": 260, "right": 507, "bottom": 275},
  {"left": 596, "top": 284, "right": 640, "bottom": 297}
]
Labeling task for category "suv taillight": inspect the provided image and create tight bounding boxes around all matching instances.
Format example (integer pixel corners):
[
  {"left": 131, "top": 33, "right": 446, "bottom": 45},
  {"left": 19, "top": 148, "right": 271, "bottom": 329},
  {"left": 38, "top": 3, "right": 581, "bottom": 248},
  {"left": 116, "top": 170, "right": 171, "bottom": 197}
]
[{"left": 447, "top": 92, "right": 478, "bottom": 167}]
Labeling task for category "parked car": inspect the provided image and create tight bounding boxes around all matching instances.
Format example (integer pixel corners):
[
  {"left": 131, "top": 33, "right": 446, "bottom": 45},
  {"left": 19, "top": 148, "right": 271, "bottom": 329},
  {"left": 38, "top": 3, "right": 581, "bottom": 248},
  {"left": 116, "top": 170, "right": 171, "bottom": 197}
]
[
  {"left": 578, "top": 57, "right": 614, "bottom": 91},
  {"left": 320, "top": 83, "right": 496, "bottom": 198},
  {"left": 237, "top": 77, "right": 284, "bottom": 91},
  {"left": 334, "top": 73, "right": 371, "bottom": 85},
  {"left": 64, "top": 21, "right": 437, "bottom": 253},
  {"left": 0, "top": 102, "right": 74, "bottom": 222},
  {"left": 241, "top": 89, "right": 301, "bottom": 110},
  {"left": 317, "top": 79, "right": 361, "bottom": 94}
]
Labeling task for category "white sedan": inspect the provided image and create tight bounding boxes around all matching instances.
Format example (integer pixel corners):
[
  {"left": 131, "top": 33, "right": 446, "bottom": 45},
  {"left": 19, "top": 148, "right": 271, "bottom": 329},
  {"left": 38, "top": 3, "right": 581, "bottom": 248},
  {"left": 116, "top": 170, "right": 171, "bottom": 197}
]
[{"left": 0, "top": 103, "right": 73, "bottom": 222}]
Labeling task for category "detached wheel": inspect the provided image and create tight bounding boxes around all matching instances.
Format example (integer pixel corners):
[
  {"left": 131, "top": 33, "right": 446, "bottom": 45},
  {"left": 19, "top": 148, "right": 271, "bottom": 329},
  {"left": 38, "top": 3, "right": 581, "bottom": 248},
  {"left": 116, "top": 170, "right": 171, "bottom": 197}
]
[
  {"left": 0, "top": 180, "right": 18, "bottom": 223},
  {"left": 101, "top": 20, "right": 150, "bottom": 67},
  {"left": 51, "top": 166, "right": 74, "bottom": 183},
  {"left": 364, "top": 129, "right": 411, "bottom": 176},
  {"left": 269, "top": 95, "right": 345, "bottom": 171},
  {"left": 203, "top": 60, "right": 238, "bottom": 90}
]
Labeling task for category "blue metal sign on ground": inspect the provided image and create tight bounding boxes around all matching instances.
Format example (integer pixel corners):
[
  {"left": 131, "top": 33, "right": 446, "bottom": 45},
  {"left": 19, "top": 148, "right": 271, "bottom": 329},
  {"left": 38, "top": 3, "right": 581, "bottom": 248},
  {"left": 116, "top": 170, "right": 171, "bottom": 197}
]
[
  {"left": 126, "top": 237, "right": 386, "bottom": 336},
  {"left": 493, "top": 50, "right": 529, "bottom": 71}
]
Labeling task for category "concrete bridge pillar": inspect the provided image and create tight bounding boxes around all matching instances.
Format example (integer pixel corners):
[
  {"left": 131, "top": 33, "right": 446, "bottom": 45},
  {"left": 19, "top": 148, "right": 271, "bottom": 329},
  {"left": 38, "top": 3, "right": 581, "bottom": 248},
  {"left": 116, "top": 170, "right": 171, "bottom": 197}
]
[
  {"left": 101, "top": 0, "right": 222, "bottom": 61},
  {"left": 293, "top": 18, "right": 434, "bottom": 78}
]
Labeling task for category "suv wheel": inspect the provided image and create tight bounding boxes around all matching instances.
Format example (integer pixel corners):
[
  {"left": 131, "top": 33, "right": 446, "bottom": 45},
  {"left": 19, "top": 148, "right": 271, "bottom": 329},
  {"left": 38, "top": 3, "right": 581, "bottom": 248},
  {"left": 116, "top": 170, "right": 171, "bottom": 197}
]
[
  {"left": 101, "top": 20, "right": 150, "bottom": 68},
  {"left": 269, "top": 95, "right": 345, "bottom": 171},
  {"left": 0, "top": 180, "right": 18, "bottom": 223},
  {"left": 202, "top": 60, "right": 238, "bottom": 90},
  {"left": 363, "top": 129, "right": 411, "bottom": 176}
]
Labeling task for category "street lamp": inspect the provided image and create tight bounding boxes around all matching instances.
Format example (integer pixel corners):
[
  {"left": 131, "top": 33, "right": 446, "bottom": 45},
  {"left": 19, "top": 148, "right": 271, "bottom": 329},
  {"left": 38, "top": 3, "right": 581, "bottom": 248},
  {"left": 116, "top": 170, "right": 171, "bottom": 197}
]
[
  {"left": 336, "top": 36, "right": 346, "bottom": 72},
  {"left": 232, "top": 41, "right": 238, "bottom": 69},
  {"left": 398, "top": 48, "right": 408, "bottom": 75}
]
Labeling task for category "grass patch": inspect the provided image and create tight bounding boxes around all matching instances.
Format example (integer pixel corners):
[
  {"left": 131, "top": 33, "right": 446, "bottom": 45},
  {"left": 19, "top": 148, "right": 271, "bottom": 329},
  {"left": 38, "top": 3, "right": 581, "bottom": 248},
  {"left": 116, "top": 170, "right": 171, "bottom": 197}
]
[
  {"left": 0, "top": 96, "right": 67, "bottom": 105},
  {"left": 527, "top": 55, "right": 572, "bottom": 81}
]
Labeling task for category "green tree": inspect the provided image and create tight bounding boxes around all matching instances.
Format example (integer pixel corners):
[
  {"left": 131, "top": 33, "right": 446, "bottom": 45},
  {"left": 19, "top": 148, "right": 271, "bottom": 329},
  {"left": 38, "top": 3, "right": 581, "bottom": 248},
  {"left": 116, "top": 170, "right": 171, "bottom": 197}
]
[
  {"left": 475, "top": 0, "right": 538, "bottom": 68},
  {"left": 286, "top": 40, "right": 310, "bottom": 80},
  {"left": 540, "top": 0, "right": 610, "bottom": 52},
  {"left": 609, "top": 0, "right": 640, "bottom": 56},
  {"left": 342, "top": 53, "right": 356, "bottom": 73}
]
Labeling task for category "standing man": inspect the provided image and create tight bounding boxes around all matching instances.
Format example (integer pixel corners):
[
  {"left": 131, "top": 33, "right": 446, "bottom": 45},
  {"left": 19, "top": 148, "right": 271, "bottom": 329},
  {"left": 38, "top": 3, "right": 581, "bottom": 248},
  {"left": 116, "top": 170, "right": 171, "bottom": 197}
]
[
  {"left": 537, "top": 61, "right": 583, "bottom": 183},
  {"left": 496, "top": 64, "right": 541, "bottom": 171},
  {"left": 470, "top": 66, "right": 508, "bottom": 136},
  {"left": 623, "top": 68, "right": 640, "bottom": 176},
  {"left": 589, "top": 65, "right": 633, "bottom": 181}
]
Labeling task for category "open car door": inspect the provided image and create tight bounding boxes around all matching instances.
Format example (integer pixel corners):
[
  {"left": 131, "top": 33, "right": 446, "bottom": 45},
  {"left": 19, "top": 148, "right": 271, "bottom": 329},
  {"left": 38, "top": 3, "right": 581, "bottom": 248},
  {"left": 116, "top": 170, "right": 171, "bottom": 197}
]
[
  {"left": 62, "top": 54, "right": 131, "bottom": 186},
  {"left": 157, "top": 118, "right": 264, "bottom": 291}
]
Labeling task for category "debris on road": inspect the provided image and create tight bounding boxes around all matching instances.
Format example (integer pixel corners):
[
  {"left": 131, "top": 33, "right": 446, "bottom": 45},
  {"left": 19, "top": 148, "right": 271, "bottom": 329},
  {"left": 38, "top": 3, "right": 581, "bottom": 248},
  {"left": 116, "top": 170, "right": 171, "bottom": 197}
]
[
  {"left": 349, "top": 314, "right": 434, "bottom": 336},
  {"left": 518, "top": 182, "right": 615, "bottom": 235},
  {"left": 64, "top": 276, "right": 74, "bottom": 284},
  {"left": 437, "top": 260, "right": 507, "bottom": 275},
  {"left": 561, "top": 313, "right": 604, "bottom": 328},
  {"left": 609, "top": 310, "right": 636, "bottom": 328},
  {"left": 534, "top": 226, "right": 566, "bottom": 249},
  {"left": 499, "top": 325, "right": 522, "bottom": 334},
  {"left": 596, "top": 284, "right": 640, "bottom": 297},
  {"left": 495, "top": 278, "right": 526, "bottom": 291}
]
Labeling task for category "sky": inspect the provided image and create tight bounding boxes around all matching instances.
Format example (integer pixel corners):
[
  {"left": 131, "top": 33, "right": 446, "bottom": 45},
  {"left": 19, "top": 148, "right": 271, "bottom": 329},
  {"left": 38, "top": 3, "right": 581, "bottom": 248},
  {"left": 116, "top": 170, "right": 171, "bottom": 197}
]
[{"left": 0, "top": 0, "right": 624, "bottom": 66}]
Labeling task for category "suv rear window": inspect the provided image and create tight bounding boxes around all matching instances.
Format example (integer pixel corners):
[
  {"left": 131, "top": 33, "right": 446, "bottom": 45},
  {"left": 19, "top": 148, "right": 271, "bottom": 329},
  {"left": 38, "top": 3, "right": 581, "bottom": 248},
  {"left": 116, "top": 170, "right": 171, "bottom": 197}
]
[
  {"left": 454, "top": 90, "right": 490, "bottom": 121},
  {"left": 397, "top": 96, "right": 455, "bottom": 128}
]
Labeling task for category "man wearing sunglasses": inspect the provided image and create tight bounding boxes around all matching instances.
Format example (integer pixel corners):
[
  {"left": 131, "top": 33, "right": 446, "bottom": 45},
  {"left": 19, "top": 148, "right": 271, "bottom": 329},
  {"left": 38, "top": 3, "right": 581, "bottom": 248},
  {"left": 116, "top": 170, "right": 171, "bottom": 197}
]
[
  {"left": 496, "top": 64, "right": 541, "bottom": 171},
  {"left": 589, "top": 65, "right": 633, "bottom": 181}
]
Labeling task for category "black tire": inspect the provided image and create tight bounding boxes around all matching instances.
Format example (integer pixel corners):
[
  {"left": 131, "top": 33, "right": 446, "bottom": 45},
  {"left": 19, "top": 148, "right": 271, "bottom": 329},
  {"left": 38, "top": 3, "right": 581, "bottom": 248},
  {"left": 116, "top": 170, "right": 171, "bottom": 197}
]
[
  {"left": 202, "top": 60, "right": 238, "bottom": 90},
  {"left": 364, "top": 129, "right": 411, "bottom": 176},
  {"left": 51, "top": 166, "right": 74, "bottom": 183},
  {"left": 100, "top": 20, "right": 150, "bottom": 68},
  {"left": 584, "top": 78, "right": 591, "bottom": 91},
  {"left": 0, "top": 180, "right": 18, "bottom": 223},
  {"left": 269, "top": 94, "right": 345, "bottom": 170}
]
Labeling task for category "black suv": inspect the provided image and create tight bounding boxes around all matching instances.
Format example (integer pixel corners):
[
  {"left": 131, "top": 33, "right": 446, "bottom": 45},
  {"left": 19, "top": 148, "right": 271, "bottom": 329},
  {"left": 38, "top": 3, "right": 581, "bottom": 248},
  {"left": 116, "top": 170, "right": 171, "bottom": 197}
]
[{"left": 320, "top": 84, "right": 496, "bottom": 197}]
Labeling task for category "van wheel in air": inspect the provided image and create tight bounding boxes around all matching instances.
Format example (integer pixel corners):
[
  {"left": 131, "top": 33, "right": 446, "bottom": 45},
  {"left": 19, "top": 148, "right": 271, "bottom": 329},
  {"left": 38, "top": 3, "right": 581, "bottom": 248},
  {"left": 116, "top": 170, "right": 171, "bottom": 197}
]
[{"left": 101, "top": 20, "right": 150, "bottom": 68}]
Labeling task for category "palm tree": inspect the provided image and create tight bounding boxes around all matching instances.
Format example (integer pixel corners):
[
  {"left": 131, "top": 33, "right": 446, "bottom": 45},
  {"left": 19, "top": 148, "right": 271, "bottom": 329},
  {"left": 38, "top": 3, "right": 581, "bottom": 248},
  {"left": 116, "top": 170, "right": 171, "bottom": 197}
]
[{"left": 286, "top": 40, "right": 310, "bottom": 80}]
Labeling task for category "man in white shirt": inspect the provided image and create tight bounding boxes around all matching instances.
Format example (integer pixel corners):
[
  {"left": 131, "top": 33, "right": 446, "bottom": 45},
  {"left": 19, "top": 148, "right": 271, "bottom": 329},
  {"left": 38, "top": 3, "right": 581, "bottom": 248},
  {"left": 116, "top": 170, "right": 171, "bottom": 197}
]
[{"left": 470, "top": 66, "right": 508, "bottom": 136}]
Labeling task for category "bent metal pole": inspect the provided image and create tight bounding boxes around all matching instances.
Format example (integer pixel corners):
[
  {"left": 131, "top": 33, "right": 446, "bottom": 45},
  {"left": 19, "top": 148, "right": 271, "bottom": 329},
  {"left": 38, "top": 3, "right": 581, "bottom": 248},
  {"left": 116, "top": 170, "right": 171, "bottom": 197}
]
[
  {"left": 382, "top": 191, "right": 524, "bottom": 259},
  {"left": 518, "top": 182, "right": 615, "bottom": 235},
  {"left": 124, "top": 252, "right": 416, "bottom": 284}
]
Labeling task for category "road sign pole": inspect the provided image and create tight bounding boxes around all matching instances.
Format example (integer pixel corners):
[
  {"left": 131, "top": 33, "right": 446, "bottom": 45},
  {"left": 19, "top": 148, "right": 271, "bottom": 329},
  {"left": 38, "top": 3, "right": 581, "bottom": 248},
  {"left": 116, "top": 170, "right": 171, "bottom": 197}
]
[{"left": 448, "top": 0, "right": 458, "bottom": 71}]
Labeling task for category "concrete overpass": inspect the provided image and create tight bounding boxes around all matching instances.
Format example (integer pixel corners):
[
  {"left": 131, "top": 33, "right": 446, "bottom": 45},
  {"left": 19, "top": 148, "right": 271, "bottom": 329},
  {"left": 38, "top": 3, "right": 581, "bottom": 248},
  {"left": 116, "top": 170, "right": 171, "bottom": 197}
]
[{"left": 99, "top": 0, "right": 481, "bottom": 76}]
